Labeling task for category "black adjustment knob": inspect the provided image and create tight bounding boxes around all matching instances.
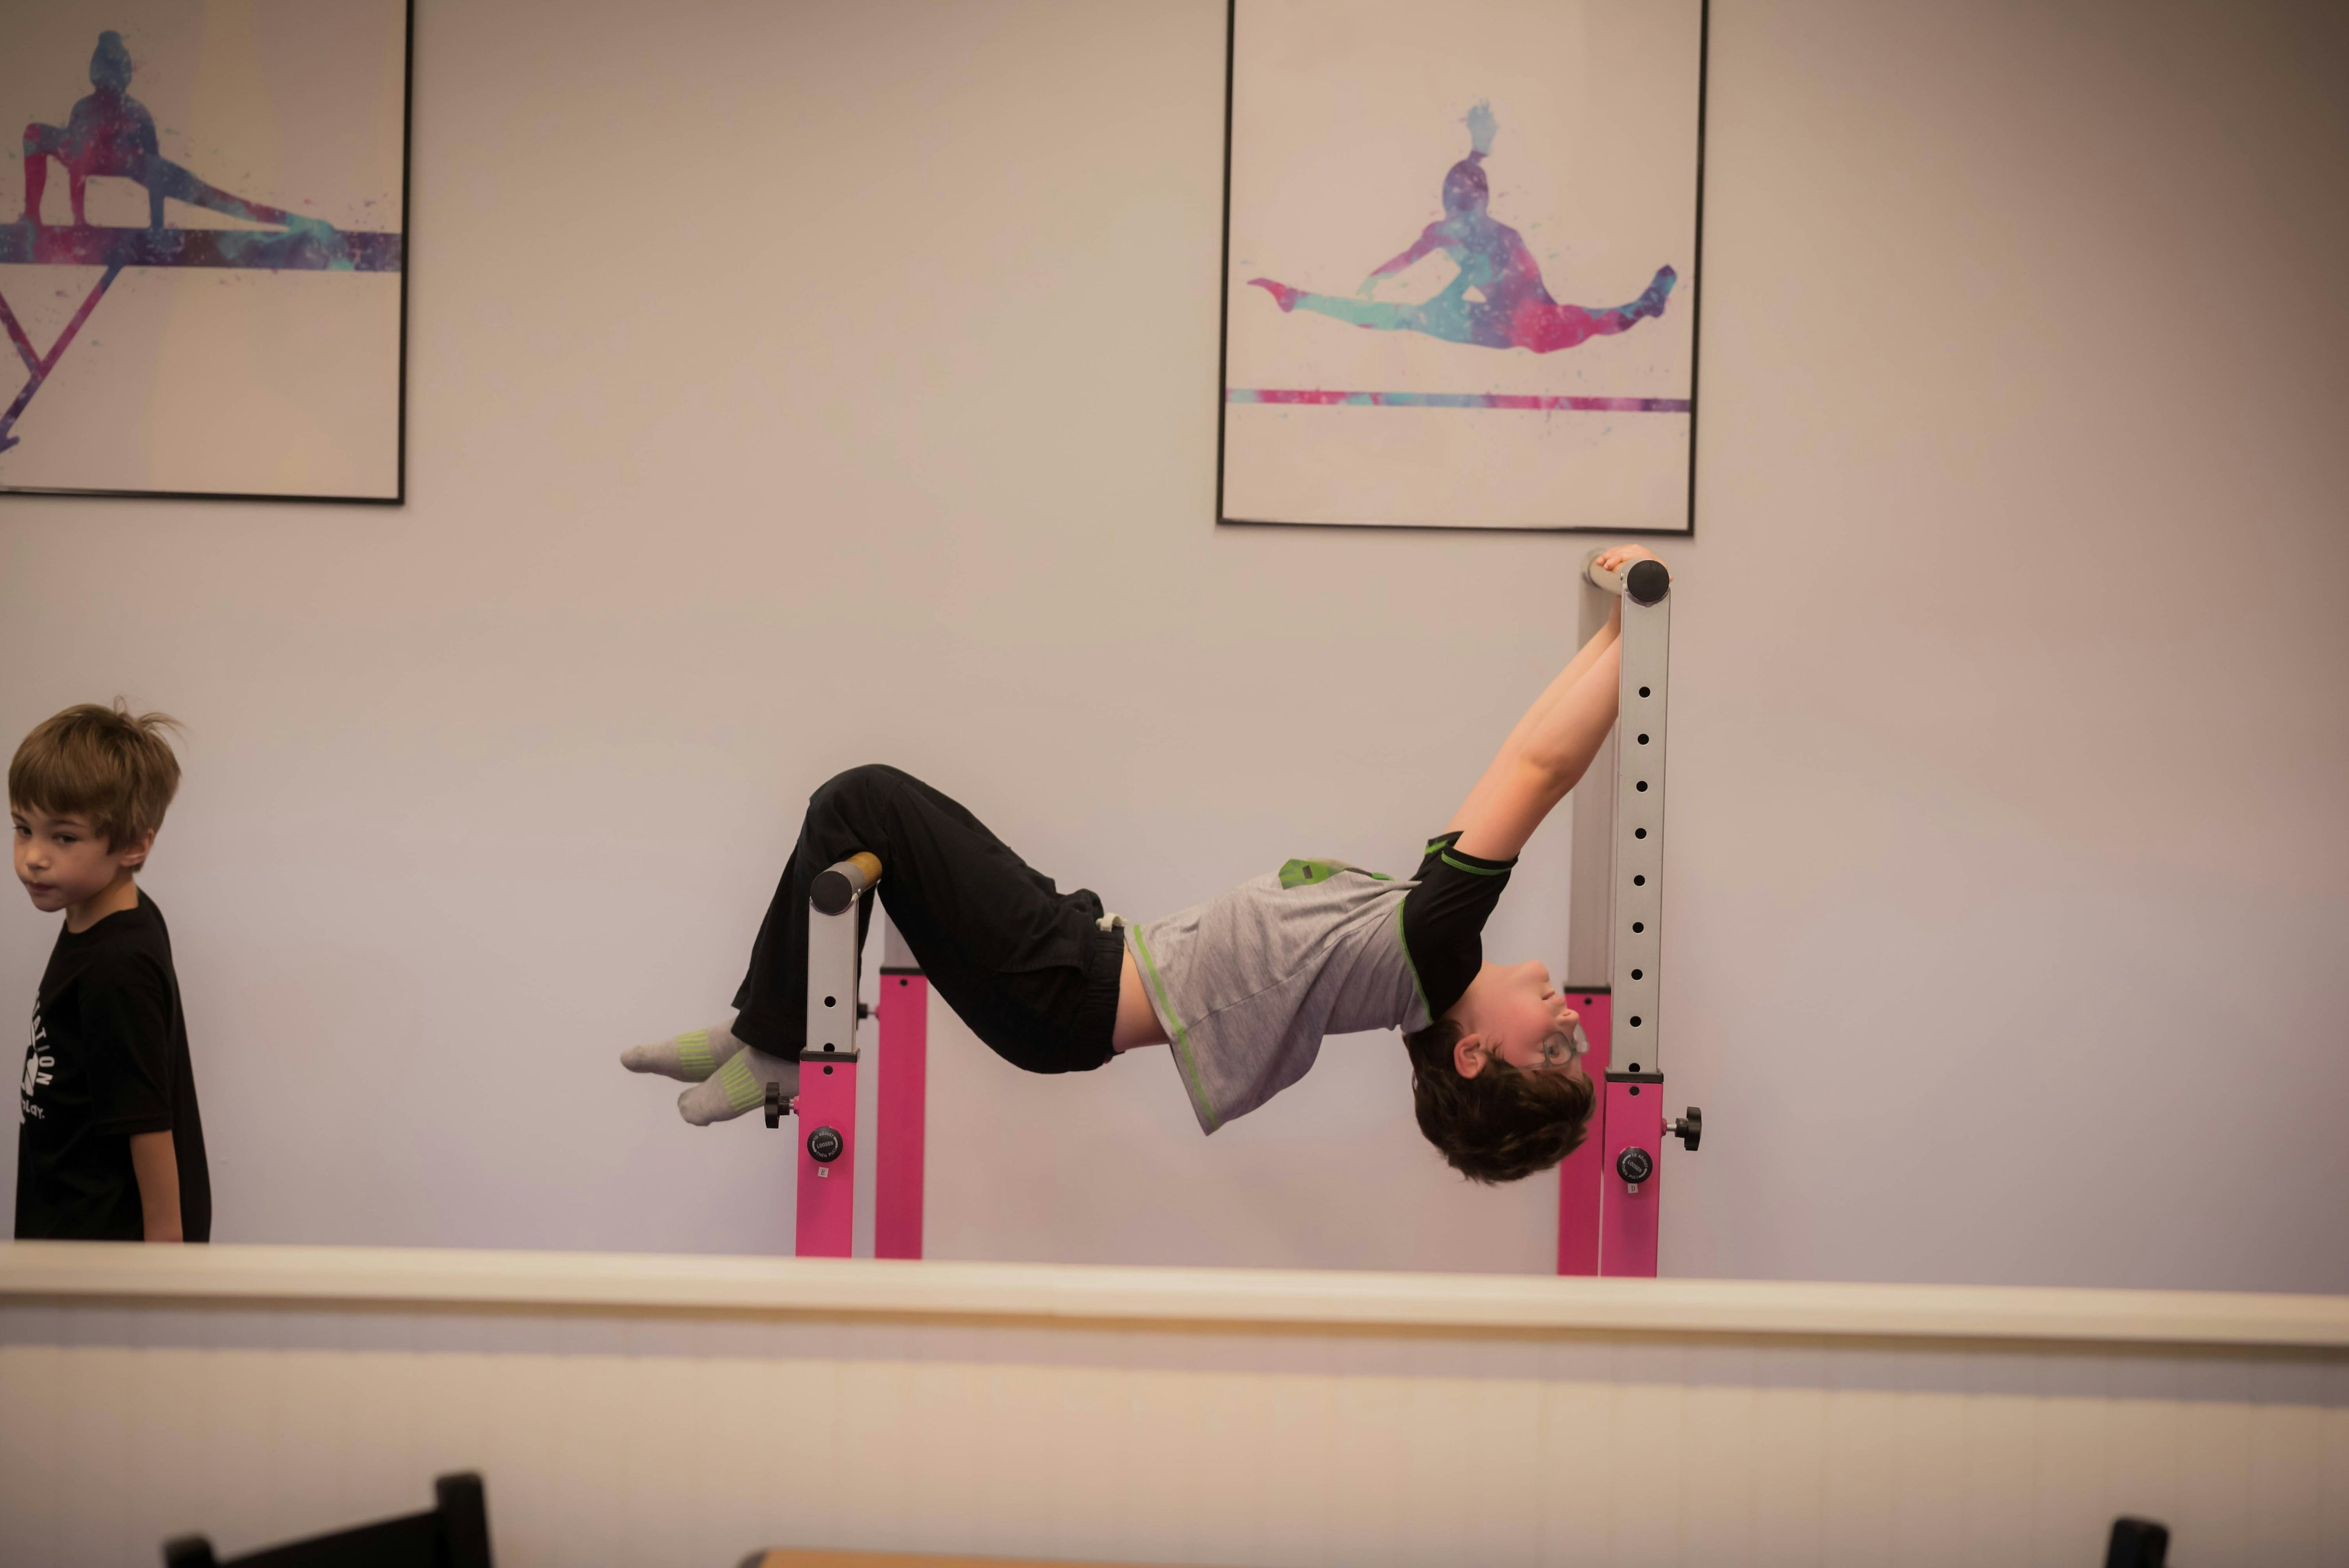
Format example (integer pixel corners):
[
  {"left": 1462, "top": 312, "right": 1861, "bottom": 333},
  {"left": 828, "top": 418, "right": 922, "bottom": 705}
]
[
  {"left": 806, "top": 1126, "right": 845, "bottom": 1164},
  {"left": 763, "top": 1082, "right": 793, "bottom": 1128},
  {"left": 1615, "top": 1146, "right": 1653, "bottom": 1183},
  {"left": 1672, "top": 1107, "right": 1703, "bottom": 1152}
]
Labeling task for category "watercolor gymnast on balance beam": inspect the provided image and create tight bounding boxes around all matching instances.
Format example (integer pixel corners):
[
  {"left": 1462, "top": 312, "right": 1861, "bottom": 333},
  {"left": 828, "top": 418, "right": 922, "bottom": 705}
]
[
  {"left": 1249, "top": 102, "right": 1674, "bottom": 355},
  {"left": 19, "top": 31, "right": 334, "bottom": 237}
]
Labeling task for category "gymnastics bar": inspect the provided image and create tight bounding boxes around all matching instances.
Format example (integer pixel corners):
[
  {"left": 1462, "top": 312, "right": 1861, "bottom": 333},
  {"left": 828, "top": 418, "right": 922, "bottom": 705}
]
[
  {"left": 777, "top": 853, "right": 881, "bottom": 1258},
  {"left": 764, "top": 861, "right": 927, "bottom": 1259},
  {"left": 875, "top": 914, "right": 929, "bottom": 1260},
  {"left": 1557, "top": 549, "right": 1699, "bottom": 1277}
]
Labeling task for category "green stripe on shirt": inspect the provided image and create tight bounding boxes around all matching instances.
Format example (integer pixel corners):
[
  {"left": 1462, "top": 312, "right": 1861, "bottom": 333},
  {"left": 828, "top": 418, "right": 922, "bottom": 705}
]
[
  {"left": 1393, "top": 902, "right": 1433, "bottom": 1026},
  {"left": 1439, "top": 850, "right": 1508, "bottom": 876},
  {"left": 1129, "top": 926, "right": 1218, "bottom": 1133}
]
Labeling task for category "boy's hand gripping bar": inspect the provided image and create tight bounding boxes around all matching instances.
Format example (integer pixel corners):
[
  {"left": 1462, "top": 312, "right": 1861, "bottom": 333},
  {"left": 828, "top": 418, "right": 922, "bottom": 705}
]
[{"left": 1583, "top": 551, "right": 1671, "bottom": 608}]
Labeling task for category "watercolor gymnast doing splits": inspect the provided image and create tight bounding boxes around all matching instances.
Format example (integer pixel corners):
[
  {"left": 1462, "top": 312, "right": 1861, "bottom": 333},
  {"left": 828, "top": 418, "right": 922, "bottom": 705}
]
[
  {"left": 1250, "top": 103, "right": 1672, "bottom": 355},
  {"left": 20, "top": 31, "right": 333, "bottom": 236}
]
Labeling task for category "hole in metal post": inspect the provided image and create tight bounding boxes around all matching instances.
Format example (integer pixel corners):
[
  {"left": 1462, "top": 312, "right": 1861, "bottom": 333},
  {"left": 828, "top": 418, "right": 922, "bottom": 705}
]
[
  {"left": 1639, "top": 686, "right": 1651, "bottom": 697},
  {"left": 1636, "top": 781, "right": 1649, "bottom": 792},
  {"left": 824, "top": 996, "right": 837, "bottom": 1008},
  {"left": 1635, "top": 828, "right": 1646, "bottom": 839},
  {"left": 1633, "top": 875, "right": 1646, "bottom": 886},
  {"left": 1637, "top": 734, "right": 1649, "bottom": 745},
  {"left": 1631, "top": 968, "right": 1642, "bottom": 980},
  {"left": 1630, "top": 1016, "right": 1642, "bottom": 1027},
  {"left": 1632, "top": 921, "right": 1644, "bottom": 933}
]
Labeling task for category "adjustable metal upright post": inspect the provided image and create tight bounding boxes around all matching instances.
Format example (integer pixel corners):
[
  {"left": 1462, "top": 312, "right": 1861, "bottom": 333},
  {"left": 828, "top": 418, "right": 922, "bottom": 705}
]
[
  {"left": 1557, "top": 552, "right": 1701, "bottom": 1276},
  {"left": 787, "top": 851, "right": 879, "bottom": 1258},
  {"left": 874, "top": 914, "right": 928, "bottom": 1260}
]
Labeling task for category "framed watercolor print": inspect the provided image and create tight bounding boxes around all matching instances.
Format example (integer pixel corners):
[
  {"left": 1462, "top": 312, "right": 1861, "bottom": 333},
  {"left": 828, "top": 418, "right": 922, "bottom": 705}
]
[
  {"left": 0, "top": 1, "right": 411, "bottom": 503},
  {"left": 1219, "top": 0, "right": 1706, "bottom": 533}
]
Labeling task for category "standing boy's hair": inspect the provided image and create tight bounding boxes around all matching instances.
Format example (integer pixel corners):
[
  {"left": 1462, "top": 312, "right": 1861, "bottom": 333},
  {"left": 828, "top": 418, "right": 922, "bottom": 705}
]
[
  {"left": 8, "top": 700, "right": 184, "bottom": 852},
  {"left": 1402, "top": 1017, "right": 1595, "bottom": 1184}
]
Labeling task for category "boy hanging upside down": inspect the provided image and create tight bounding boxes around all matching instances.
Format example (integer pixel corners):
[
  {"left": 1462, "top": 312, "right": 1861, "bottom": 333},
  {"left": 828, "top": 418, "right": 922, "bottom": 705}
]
[{"left": 623, "top": 546, "right": 1659, "bottom": 1183}]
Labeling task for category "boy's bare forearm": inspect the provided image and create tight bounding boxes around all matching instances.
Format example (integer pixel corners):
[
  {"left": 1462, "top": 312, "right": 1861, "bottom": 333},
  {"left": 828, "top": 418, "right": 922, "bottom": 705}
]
[
  {"left": 1447, "top": 611, "right": 1620, "bottom": 836},
  {"left": 1503, "top": 544, "right": 1664, "bottom": 778},
  {"left": 1506, "top": 606, "right": 1620, "bottom": 757},
  {"left": 1451, "top": 639, "right": 1622, "bottom": 861},
  {"left": 128, "top": 1129, "right": 183, "bottom": 1243},
  {"left": 1517, "top": 636, "right": 1623, "bottom": 784},
  {"left": 1444, "top": 546, "right": 1664, "bottom": 858}
]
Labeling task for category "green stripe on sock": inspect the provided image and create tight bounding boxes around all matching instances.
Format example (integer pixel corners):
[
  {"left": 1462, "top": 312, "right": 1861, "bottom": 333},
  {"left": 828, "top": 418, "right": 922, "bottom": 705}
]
[
  {"left": 718, "top": 1055, "right": 763, "bottom": 1112},
  {"left": 677, "top": 1030, "right": 714, "bottom": 1076}
]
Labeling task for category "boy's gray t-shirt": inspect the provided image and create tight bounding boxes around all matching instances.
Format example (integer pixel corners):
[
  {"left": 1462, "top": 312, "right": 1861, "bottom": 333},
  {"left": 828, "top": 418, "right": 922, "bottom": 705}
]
[{"left": 1126, "top": 839, "right": 1513, "bottom": 1133}]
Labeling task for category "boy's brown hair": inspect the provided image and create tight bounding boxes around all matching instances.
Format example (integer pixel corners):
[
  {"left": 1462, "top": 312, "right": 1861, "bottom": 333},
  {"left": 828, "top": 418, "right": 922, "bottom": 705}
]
[
  {"left": 8, "top": 701, "right": 184, "bottom": 853},
  {"left": 1401, "top": 1017, "right": 1595, "bottom": 1184}
]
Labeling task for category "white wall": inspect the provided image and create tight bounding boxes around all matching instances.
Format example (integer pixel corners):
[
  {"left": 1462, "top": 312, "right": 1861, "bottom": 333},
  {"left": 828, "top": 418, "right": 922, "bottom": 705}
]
[{"left": 3, "top": 0, "right": 2345, "bottom": 1290}]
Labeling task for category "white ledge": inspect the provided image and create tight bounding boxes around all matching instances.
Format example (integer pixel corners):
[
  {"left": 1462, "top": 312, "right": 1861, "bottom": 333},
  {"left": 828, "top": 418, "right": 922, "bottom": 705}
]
[{"left": 3, "top": 1243, "right": 2345, "bottom": 1351}]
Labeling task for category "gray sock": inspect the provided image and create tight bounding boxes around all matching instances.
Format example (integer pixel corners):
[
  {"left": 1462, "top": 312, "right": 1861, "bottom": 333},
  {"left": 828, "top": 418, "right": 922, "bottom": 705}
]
[
  {"left": 677, "top": 1049, "right": 800, "bottom": 1126},
  {"left": 621, "top": 1022, "right": 748, "bottom": 1082}
]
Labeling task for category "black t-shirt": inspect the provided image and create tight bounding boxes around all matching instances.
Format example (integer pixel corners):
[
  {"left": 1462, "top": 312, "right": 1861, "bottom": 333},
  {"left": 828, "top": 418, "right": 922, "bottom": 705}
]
[
  {"left": 15, "top": 891, "right": 211, "bottom": 1241},
  {"left": 1400, "top": 831, "right": 1515, "bottom": 1020}
]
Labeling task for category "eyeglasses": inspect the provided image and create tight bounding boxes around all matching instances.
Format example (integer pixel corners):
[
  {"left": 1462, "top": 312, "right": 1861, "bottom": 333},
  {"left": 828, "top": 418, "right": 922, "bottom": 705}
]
[{"left": 1533, "top": 1024, "right": 1589, "bottom": 1069}]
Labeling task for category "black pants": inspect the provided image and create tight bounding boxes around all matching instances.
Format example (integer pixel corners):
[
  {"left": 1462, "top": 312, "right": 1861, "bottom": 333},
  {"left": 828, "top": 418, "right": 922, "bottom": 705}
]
[{"left": 732, "top": 765, "right": 1123, "bottom": 1074}]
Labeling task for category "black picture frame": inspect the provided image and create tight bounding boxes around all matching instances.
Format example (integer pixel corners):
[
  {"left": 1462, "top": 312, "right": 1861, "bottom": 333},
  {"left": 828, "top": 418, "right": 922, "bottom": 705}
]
[
  {"left": 0, "top": 0, "right": 416, "bottom": 507},
  {"left": 1215, "top": 0, "right": 1710, "bottom": 537}
]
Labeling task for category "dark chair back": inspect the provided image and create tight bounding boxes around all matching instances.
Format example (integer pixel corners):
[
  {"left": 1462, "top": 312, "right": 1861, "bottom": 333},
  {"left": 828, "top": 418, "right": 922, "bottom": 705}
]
[
  {"left": 163, "top": 1473, "right": 489, "bottom": 1568},
  {"left": 2106, "top": 1516, "right": 2170, "bottom": 1568}
]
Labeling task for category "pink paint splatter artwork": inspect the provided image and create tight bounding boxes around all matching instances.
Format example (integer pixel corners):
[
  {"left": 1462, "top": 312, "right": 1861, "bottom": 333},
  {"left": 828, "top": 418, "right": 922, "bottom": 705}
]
[{"left": 1247, "top": 103, "right": 1675, "bottom": 357}]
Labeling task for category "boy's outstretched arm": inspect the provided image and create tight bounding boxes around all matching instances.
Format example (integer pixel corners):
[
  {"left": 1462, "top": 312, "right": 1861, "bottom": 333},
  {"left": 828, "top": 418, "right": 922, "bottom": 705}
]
[
  {"left": 1446, "top": 546, "right": 1661, "bottom": 862},
  {"left": 1445, "top": 606, "right": 1619, "bottom": 840}
]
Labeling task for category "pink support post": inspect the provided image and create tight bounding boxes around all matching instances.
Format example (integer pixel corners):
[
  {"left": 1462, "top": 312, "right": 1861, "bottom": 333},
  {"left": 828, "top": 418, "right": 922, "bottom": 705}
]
[
  {"left": 1597, "top": 1076, "right": 1663, "bottom": 1278},
  {"left": 1554, "top": 989, "right": 1612, "bottom": 1276},
  {"left": 793, "top": 1056, "right": 858, "bottom": 1258},
  {"left": 875, "top": 968, "right": 929, "bottom": 1260}
]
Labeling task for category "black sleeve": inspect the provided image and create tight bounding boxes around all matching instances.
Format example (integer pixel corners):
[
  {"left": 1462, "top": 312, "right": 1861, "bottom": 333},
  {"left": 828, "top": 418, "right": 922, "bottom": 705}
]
[
  {"left": 78, "top": 971, "right": 176, "bottom": 1135},
  {"left": 1400, "top": 831, "right": 1515, "bottom": 1022}
]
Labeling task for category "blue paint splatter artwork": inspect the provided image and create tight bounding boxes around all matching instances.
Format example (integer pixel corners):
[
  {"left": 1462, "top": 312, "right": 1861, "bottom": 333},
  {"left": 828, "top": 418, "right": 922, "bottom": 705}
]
[{"left": 1247, "top": 104, "right": 1676, "bottom": 357}]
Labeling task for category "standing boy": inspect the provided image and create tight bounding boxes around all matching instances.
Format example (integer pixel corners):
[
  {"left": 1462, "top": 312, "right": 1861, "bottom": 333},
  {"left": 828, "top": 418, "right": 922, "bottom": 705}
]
[
  {"left": 625, "top": 546, "right": 1661, "bottom": 1185},
  {"left": 10, "top": 702, "right": 209, "bottom": 1242}
]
